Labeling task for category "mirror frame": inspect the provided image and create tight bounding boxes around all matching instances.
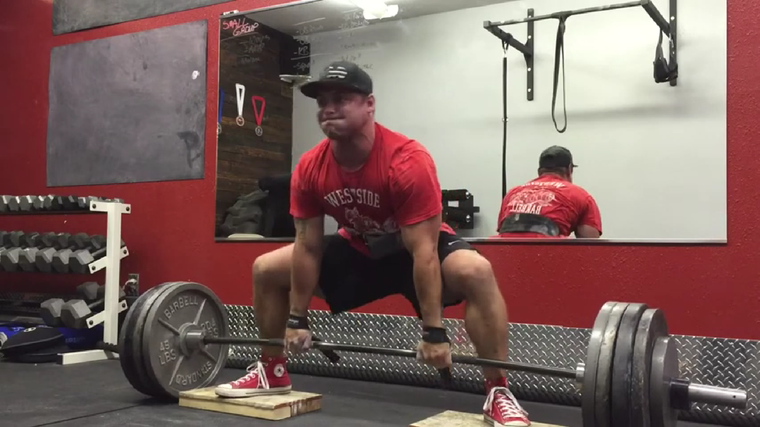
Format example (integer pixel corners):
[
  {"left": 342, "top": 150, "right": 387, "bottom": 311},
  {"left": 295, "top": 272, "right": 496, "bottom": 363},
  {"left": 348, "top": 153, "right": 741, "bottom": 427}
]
[{"left": 215, "top": 237, "right": 726, "bottom": 245}]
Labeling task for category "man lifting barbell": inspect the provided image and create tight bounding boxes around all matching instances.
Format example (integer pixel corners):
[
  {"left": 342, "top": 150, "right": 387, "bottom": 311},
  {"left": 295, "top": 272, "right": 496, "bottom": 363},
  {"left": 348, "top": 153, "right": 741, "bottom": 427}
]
[{"left": 215, "top": 61, "right": 530, "bottom": 426}]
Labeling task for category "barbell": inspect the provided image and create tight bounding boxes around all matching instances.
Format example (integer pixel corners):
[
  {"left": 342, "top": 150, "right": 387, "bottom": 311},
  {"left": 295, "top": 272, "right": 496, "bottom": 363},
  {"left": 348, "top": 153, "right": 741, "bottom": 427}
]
[{"left": 114, "top": 281, "right": 747, "bottom": 427}]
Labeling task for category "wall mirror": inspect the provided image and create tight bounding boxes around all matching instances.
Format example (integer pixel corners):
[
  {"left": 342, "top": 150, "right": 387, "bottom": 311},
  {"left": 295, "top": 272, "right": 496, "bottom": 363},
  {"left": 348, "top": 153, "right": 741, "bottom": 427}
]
[{"left": 214, "top": 0, "right": 726, "bottom": 243}]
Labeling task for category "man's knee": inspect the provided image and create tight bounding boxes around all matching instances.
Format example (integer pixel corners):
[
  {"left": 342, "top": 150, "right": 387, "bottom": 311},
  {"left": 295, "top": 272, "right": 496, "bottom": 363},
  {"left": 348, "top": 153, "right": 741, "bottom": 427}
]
[
  {"left": 443, "top": 251, "right": 497, "bottom": 296},
  {"left": 252, "top": 245, "right": 293, "bottom": 290},
  {"left": 251, "top": 256, "right": 270, "bottom": 282}
]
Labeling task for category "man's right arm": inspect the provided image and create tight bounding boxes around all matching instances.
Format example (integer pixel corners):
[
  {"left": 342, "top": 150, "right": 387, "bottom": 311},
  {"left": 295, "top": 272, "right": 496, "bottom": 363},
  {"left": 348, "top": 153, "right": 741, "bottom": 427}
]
[
  {"left": 288, "top": 157, "right": 326, "bottom": 317},
  {"left": 289, "top": 216, "right": 324, "bottom": 317}
]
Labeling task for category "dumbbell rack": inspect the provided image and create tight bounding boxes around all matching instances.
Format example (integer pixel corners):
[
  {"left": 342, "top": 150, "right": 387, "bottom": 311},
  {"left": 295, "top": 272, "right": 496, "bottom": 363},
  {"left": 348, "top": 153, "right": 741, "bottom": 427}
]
[{"left": 1, "top": 197, "right": 131, "bottom": 365}]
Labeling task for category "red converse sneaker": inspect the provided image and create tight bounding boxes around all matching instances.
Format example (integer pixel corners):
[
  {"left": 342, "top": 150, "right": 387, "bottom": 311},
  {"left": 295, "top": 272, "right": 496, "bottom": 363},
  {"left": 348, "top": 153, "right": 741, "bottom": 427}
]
[
  {"left": 483, "top": 380, "right": 531, "bottom": 426},
  {"left": 214, "top": 356, "right": 292, "bottom": 398}
]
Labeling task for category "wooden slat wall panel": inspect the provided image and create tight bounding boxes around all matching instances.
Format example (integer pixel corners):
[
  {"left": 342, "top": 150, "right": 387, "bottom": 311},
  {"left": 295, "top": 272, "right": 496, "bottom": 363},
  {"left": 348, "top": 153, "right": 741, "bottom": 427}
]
[{"left": 215, "top": 16, "right": 308, "bottom": 236}]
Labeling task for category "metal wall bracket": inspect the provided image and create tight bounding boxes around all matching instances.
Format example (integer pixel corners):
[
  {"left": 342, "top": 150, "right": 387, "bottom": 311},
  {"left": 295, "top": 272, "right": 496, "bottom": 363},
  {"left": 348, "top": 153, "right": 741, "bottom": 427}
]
[
  {"left": 483, "top": 8, "right": 535, "bottom": 101},
  {"left": 669, "top": 0, "right": 677, "bottom": 86},
  {"left": 526, "top": 9, "right": 534, "bottom": 100}
]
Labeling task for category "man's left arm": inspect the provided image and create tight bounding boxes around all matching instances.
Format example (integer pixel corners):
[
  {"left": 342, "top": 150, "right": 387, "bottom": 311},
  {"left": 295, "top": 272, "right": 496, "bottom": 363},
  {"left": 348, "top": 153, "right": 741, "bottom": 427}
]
[
  {"left": 575, "top": 193, "right": 603, "bottom": 238},
  {"left": 390, "top": 147, "right": 445, "bottom": 328}
]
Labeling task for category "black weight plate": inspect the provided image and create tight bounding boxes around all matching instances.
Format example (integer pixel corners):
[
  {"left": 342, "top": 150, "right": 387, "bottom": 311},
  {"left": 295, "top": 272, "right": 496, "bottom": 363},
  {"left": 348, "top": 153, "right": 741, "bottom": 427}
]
[
  {"left": 119, "top": 282, "right": 182, "bottom": 397},
  {"left": 594, "top": 302, "right": 629, "bottom": 427},
  {"left": 119, "top": 286, "right": 172, "bottom": 393},
  {"left": 133, "top": 282, "right": 185, "bottom": 398},
  {"left": 141, "top": 282, "right": 230, "bottom": 399},
  {"left": 650, "top": 336, "right": 679, "bottom": 427},
  {"left": 582, "top": 301, "right": 619, "bottom": 427},
  {"left": 631, "top": 308, "right": 669, "bottom": 427},
  {"left": 610, "top": 303, "right": 648, "bottom": 427}
]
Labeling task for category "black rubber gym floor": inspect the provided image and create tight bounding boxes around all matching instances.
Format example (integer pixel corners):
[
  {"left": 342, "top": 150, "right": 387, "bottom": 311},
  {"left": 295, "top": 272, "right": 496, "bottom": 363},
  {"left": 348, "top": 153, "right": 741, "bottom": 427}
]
[{"left": 0, "top": 359, "right": 723, "bottom": 427}]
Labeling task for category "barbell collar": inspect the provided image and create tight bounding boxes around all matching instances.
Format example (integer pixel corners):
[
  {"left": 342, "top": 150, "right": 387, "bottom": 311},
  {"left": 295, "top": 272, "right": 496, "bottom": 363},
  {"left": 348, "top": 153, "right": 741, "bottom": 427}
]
[
  {"left": 183, "top": 328, "right": 205, "bottom": 356},
  {"left": 669, "top": 378, "right": 691, "bottom": 410},
  {"left": 575, "top": 362, "right": 585, "bottom": 383}
]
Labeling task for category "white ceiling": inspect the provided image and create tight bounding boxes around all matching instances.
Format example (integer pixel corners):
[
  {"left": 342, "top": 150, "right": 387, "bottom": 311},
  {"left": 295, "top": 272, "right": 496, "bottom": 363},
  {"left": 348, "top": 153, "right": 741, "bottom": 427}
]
[{"left": 240, "top": 0, "right": 511, "bottom": 36}]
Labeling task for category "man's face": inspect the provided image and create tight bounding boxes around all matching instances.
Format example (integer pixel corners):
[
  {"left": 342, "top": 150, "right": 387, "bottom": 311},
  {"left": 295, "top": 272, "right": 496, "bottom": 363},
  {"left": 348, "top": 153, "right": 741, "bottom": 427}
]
[{"left": 316, "top": 88, "right": 374, "bottom": 140}]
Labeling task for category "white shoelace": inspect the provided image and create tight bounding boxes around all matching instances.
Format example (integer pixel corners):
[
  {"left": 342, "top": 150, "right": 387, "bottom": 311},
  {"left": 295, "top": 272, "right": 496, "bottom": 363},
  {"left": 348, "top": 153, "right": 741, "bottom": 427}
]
[
  {"left": 231, "top": 361, "right": 270, "bottom": 389},
  {"left": 483, "top": 386, "right": 529, "bottom": 420}
]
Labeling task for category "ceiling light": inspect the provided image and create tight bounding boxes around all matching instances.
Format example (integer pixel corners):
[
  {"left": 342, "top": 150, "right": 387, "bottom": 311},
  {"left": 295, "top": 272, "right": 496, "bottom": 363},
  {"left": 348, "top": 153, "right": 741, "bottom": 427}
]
[
  {"left": 349, "top": 0, "right": 399, "bottom": 20},
  {"left": 363, "top": 4, "right": 398, "bottom": 20}
]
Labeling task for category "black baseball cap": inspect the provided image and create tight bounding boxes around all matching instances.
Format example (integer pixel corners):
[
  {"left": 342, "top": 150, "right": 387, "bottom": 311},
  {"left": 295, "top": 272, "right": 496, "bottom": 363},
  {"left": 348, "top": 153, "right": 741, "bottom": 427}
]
[
  {"left": 300, "top": 61, "right": 373, "bottom": 99},
  {"left": 539, "top": 146, "right": 578, "bottom": 168}
]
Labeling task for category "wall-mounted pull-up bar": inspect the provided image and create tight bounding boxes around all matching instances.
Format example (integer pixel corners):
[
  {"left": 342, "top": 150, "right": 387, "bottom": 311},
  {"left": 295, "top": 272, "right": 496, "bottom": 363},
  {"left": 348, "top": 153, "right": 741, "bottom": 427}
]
[
  {"left": 484, "top": 0, "right": 678, "bottom": 193},
  {"left": 484, "top": 0, "right": 678, "bottom": 101},
  {"left": 489, "top": 0, "right": 672, "bottom": 34}
]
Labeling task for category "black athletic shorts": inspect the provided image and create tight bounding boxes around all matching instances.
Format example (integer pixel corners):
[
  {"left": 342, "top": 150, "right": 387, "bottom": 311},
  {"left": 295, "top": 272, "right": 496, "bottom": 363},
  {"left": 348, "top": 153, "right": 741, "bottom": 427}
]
[{"left": 316, "top": 231, "right": 475, "bottom": 317}]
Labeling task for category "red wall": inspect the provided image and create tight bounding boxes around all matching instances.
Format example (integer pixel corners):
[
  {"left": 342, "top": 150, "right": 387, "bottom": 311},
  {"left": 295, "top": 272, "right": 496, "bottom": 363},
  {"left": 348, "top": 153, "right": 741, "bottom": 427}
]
[{"left": 0, "top": 1, "right": 757, "bottom": 340}]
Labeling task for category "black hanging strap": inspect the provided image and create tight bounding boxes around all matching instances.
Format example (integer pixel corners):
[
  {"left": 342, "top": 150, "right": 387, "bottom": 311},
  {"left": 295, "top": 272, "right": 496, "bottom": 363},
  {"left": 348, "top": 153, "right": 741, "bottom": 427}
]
[
  {"left": 656, "top": 27, "right": 665, "bottom": 58},
  {"left": 501, "top": 40, "right": 509, "bottom": 198},
  {"left": 551, "top": 15, "right": 568, "bottom": 133}
]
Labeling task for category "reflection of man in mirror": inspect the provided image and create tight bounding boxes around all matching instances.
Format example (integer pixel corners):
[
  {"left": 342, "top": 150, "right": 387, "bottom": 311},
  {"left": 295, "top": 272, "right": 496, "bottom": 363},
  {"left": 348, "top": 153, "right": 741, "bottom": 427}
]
[
  {"left": 497, "top": 146, "right": 602, "bottom": 238},
  {"left": 217, "top": 61, "right": 532, "bottom": 426}
]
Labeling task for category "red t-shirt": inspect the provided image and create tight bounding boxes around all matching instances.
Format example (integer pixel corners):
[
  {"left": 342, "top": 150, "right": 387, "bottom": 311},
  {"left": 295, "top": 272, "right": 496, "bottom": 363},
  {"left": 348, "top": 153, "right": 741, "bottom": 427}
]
[
  {"left": 496, "top": 174, "right": 602, "bottom": 238},
  {"left": 290, "top": 123, "right": 455, "bottom": 255}
]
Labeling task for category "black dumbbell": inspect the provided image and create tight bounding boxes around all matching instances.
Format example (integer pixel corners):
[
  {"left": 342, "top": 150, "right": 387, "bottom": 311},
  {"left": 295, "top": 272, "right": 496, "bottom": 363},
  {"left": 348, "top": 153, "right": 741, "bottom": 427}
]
[
  {"left": 0, "top": 231, "right": 26, "bottom": 258},
  {"left": 16, "top": 196, "right": 30, "bottom": 211},
  {"left": 0, "top": 232, "right": 9, "bottom": 251},
  {"left": 0, "top": 232, "right": 15, "bottom": 254},
  {"left": 70, "top": 239, "right": 126, "bottom": 274},
  {"left": 17, "top": 232, "right": 59, "bottom": 272},
  {"left": 55, "top": 196, "right": 66, "bottom": 210},
  {"left": 41, "top": 195, "right": 60, "bottom": 211},
  {"left": 53, "top": 235, "right": 105, "bottom": 273},
  {"left": 40, "top": 298, "right": 65, "bottom": 326},
  {"left": 0, "top": 232, "right": 41, "bottom": 272},
  {"left": 60, "top": 196, "right": 79, "bottom": 210},
  {"left": 40, "top": 282, "right": 101, "bottom": 326},
  {"left": 35, "top": 233, "right": 89, "bottom": 273},
  {"left": 61, "top": 285, "right": 126, "bottom": 328},
  {"left": 32, "top": 196, "right": 45, "bottom": 210},
  {"left": 0, "top": 196, "right": 19, "bottom": 212},
  {"left": 76, "top": 196, "right": 99, "bottom": 210},
  {"left": 6, "top": 231, "right": 26, "bottom": 247},
  {"left": 17, "top": 196, "right": 43, "bottom": 212},
  {"left": 45, "top": 195, "right": 67, "bottom": 211},
  {"left": 75, "top": 281, "right": 101, "bottom": 302},
  {"left": 33, "top": 232, "right": 72, "bottom": 272}
]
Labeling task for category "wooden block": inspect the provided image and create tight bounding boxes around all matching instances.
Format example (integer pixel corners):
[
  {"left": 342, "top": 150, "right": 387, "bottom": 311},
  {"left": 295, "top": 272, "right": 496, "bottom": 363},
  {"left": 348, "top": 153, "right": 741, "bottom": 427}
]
[
  {"left": 410, "top": 410, "right": 565, "bottom": 427},
  {"left": 178, "top": 387, "right": 322, "bottom": 421}
]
